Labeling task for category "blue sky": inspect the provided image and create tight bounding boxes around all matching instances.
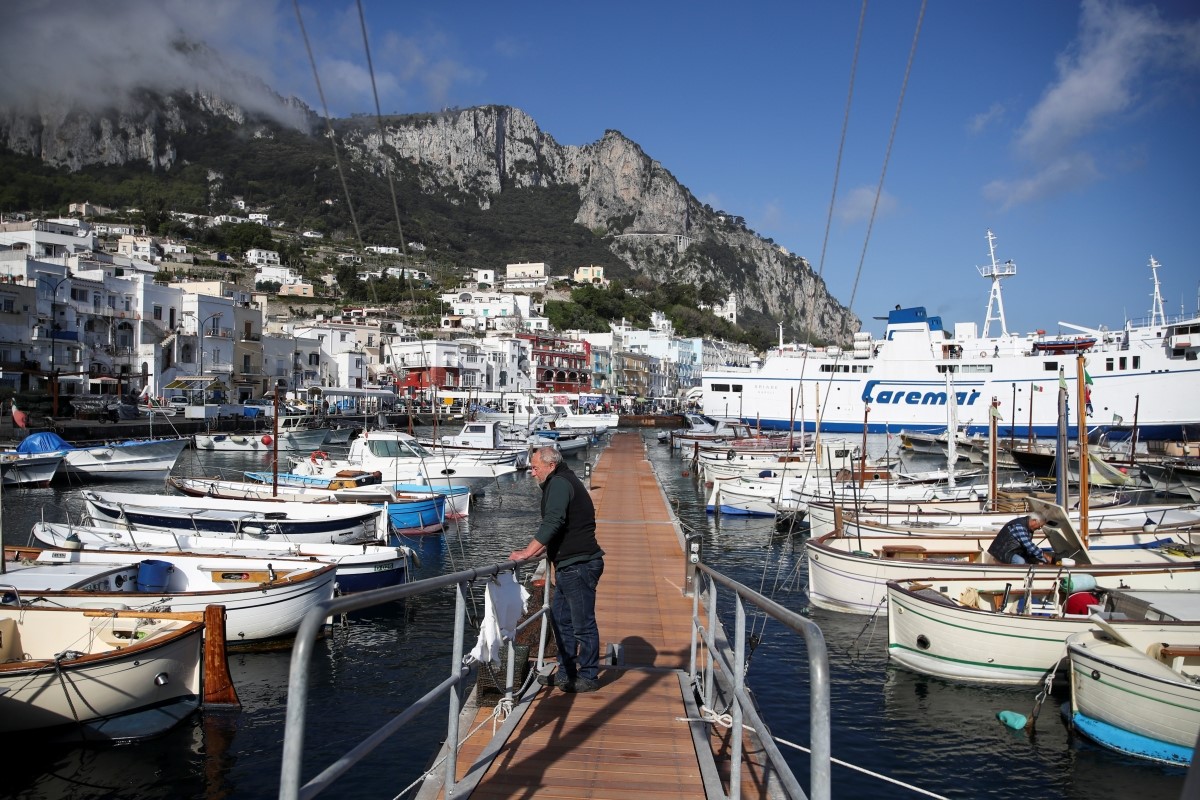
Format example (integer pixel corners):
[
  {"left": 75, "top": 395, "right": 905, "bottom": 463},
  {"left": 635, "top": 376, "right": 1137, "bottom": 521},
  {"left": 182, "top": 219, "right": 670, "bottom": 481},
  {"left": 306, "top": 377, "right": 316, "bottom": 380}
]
[{"left": 7, "top": 0, "right": 1200, "bottom": 338}]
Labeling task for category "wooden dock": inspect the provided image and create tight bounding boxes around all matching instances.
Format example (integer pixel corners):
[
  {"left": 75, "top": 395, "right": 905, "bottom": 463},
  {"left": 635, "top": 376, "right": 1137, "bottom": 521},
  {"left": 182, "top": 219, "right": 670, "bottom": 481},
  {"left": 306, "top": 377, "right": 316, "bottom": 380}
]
[{"left": 427, "top": 432, "right": 774, "bottom": 799}]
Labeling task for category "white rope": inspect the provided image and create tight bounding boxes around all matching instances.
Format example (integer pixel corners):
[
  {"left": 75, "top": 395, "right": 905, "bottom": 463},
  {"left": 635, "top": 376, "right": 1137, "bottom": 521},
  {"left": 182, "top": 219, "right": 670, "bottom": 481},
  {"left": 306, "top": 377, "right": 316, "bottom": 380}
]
[
  {"left": 770, "top": 735, "right": 951, "bottom": 800},
  {"left": 675, "top": 716, "right": 951, "bottom": 800}
]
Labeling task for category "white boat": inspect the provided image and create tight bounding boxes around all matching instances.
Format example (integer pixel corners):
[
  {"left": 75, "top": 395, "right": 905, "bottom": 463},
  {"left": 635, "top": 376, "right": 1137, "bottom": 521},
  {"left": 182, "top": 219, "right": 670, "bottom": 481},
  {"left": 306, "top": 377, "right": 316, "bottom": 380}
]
[
  {"left": 0, "top": 605, "right": 204, "bottom": 739},
  {"left": 805, "top": 500, "right": 1200, "bottom": 615},
  {"left": 31, "top": 521, "right": 413, "bottom": 594},
  {"left": 886, "top": 579, "right": 1200, "bottom": 686},
  {"left": 1, "top": 547, "right": 337, "bottom": 644},
  {"left": 0, "top": 451, "right": 64, "bottom": 487},
  {"left": 822, "top": 501, "right": 1200, "bottom": 552},
  {"left": 421, "top": 420, "right": 527, "bottom": 468},
  {"left": 291, "top": 430, "right": 518, "bottom": 493},
  {"left": 193, "top": 416, "right": 330, "bottom": 453},
  {"left": 702, "top": 245, "right": 1199, "bottom": 440},
  {"left": 81, "top": 490, "right": 389, "bottom": 544},
  {"left": 547, "top": 403, "right": 616, "bottom": 433},
  {"left": 14, "top": 432, "right": 188, "bottom": 479},
  {"left": 1067, "top": 619, "right": 1200, "bottom": 765},
  {"left": 242, "top": 471, "right": 472, "bottom": 519}
]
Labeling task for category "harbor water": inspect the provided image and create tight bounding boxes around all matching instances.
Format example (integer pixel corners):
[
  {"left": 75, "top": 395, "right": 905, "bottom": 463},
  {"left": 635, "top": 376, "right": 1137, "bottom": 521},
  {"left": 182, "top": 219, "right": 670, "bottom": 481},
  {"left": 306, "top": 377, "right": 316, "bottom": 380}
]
[{"left": 0, "top": 431, "right": 1189, "bottom": 799}]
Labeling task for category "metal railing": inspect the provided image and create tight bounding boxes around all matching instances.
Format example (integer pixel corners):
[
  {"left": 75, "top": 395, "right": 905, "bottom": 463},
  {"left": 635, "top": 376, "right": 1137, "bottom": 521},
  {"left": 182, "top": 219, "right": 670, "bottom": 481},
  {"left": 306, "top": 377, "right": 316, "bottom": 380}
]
[
  {"left": 278, "top": 560, "right": 548, "bottom": 800},
  {"left": 688, "top": 559, "right": 831, "bottom": 800}
]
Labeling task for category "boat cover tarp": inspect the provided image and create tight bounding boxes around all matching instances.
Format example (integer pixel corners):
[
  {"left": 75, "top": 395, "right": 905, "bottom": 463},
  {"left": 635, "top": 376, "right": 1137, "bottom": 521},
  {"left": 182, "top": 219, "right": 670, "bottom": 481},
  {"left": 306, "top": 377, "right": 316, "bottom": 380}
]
[{"left": 16, "top": 432, "right": 73, "bottom": 454}]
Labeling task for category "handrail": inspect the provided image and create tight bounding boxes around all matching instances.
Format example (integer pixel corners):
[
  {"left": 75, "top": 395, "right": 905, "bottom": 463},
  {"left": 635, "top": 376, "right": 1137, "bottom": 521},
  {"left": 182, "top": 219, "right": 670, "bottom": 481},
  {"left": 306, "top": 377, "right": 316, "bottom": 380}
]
[
  {"left": 689, "top": 562, "right": 831, "bottom": 800},
  {"left": 278, "top": 559, "right": 538, "bottom": 800}
]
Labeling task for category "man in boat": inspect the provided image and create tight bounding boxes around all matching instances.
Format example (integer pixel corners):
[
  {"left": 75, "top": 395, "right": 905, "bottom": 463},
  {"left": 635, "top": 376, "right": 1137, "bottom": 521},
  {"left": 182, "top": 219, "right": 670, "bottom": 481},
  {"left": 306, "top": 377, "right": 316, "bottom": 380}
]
[
  {"left": 986, "top": 512, "right": 1050, "bottom": 565},
  {"left": 509, "top": 446, "right": 605, "bottom": 693}
]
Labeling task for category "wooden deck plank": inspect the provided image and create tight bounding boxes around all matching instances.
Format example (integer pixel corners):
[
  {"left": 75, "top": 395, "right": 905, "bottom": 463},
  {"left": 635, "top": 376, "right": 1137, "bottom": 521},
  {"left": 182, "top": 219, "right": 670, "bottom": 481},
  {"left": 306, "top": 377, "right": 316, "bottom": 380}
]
[{"left": 438, "top": 433, "right": 770, "bottom": 799}]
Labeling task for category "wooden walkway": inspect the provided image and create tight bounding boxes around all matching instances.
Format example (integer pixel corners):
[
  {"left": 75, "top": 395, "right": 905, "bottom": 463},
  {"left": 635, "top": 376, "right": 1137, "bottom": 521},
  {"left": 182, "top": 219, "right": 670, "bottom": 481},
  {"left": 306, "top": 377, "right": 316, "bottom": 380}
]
[{"left": 431, "top": 432, "right": 773, "bottom": 799}]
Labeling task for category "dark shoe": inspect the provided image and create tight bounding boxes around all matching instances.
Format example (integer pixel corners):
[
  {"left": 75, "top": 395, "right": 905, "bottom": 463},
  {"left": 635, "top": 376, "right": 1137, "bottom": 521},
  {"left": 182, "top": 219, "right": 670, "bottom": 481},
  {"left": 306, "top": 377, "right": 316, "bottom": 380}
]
[
  {"left": 537, "top": 670, "right": 569, "bottom": 689},
  {"left": 564, "top": 676, "right": 599, "bottom": 693}
]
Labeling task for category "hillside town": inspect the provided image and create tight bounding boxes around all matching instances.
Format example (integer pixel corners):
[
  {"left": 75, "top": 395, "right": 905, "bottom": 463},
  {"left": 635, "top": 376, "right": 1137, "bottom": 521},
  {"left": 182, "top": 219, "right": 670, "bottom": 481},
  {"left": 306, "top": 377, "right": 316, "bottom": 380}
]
[{"left": 0, "top": 209, "right": 758, "bottom": 420}]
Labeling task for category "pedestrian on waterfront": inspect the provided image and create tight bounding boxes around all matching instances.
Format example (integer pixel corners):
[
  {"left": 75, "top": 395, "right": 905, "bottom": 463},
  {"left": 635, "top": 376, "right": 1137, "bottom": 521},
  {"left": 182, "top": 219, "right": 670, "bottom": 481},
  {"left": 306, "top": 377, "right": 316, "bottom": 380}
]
[
  {"left": 509, "top": 446, "right": 605, "bottom": 693},
  {"left": 986, "top": 511, "right": 1050, "bottom": 564}
]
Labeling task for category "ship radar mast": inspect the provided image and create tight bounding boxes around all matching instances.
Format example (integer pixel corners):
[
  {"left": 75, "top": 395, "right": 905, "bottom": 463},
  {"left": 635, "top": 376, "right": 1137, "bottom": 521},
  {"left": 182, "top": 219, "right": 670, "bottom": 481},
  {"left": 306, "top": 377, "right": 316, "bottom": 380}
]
[
  {"left": 1148, "top": 256, "right": 1166, "bottom": 327},
  {"left": 977, "top": 229, "right": 1016, "bottom": 338}
]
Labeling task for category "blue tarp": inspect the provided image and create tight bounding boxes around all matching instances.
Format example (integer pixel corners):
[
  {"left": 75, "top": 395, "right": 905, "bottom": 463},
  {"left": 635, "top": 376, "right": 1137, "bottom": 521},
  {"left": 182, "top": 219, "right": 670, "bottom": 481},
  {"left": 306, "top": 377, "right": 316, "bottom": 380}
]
[
  {"left": 16, "top": 431, "right": 73, "bottom": 454},
  {"left": 242, "top": 406, "right": 262, "bottom": 418}
]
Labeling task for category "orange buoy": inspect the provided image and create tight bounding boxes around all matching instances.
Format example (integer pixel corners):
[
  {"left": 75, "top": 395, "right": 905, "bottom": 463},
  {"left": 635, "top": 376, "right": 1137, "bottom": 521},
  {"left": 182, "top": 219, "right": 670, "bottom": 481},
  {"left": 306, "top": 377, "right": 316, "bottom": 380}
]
[{"left": 261, "top": 435, "right": 273, "bottom": 445}]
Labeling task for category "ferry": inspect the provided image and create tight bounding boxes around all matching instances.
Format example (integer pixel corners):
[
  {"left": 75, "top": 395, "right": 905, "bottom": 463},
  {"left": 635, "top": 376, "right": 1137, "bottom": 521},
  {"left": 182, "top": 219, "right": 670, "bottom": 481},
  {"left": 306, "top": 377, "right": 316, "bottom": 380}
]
[{"left": 702, "top": 238, "right": 1199, "bottom": 439}]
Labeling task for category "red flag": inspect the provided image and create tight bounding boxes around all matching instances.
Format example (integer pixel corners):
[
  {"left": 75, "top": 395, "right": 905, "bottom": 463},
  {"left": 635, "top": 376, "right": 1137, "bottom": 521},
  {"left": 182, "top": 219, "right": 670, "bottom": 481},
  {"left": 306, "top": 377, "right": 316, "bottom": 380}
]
[{"left": 12, "top": 401, "right": 27, "bottom": 429}]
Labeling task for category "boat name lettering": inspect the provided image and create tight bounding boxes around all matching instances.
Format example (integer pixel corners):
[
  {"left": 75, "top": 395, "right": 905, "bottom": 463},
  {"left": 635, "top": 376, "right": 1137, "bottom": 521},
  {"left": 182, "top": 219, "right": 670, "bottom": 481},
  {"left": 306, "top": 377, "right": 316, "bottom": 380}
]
[{"left": 861, "top": 381, "right": 981, "bottom": 407}]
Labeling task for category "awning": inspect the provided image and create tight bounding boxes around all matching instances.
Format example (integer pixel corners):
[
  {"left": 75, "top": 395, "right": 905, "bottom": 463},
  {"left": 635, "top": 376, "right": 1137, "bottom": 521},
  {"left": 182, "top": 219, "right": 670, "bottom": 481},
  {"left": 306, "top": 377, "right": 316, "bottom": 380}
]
[{"left": 165, "top": 377, "right": 229, "bottom": 391}]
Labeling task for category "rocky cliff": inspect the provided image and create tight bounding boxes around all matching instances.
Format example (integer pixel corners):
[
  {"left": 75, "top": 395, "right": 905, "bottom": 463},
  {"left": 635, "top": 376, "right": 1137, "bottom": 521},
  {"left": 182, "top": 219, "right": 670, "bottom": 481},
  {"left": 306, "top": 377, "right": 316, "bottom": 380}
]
[{"left": 0, "top": 96, "right": 857, "bottom": 343}]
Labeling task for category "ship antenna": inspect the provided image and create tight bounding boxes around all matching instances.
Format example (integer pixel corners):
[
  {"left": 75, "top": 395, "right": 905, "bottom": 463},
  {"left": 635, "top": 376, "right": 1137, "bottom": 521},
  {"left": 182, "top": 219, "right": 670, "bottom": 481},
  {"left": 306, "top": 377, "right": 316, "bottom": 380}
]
[
  {"left": 978, "top": 229, "right": 1015, "bottom": 338},
  {"left": 1148, "top": 256, "right": 1166, "bottom": 327}
]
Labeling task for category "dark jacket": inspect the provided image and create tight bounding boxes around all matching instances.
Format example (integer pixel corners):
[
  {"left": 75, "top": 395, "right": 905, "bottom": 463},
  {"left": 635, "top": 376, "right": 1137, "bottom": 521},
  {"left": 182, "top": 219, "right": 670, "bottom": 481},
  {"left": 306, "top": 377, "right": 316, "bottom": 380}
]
[
  {"left": 535, "top": 462, "right": 602, "bottom": 568},
  {"left": 987, "top": 516, "right": 1046, "bottom": 563}
]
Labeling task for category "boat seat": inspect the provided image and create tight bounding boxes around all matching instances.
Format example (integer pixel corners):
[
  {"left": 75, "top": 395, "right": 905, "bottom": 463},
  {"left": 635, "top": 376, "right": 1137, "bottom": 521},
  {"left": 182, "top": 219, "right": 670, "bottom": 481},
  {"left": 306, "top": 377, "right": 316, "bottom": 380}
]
[
  {"left": 881, "top": 544, "right": 927, "bottom": 559},
  {"left": 1158, "top": 645, "right": 1200, "bottom": 672},
  {"left": 0, "top": 617, "right": 22, "bottom": 662}
]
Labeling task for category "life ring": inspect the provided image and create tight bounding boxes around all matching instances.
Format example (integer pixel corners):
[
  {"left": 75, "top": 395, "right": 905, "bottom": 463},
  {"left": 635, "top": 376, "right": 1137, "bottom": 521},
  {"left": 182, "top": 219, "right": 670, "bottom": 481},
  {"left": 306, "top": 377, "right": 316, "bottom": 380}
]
[
  {"left": 980, "top": 351, "right": 988, "bottom": 358},
  {"left": 726, "top": 449, "right": 736, "bottom": 461},
  {"left": 310, "top": 450, "right": 329, "bottom": 463}
]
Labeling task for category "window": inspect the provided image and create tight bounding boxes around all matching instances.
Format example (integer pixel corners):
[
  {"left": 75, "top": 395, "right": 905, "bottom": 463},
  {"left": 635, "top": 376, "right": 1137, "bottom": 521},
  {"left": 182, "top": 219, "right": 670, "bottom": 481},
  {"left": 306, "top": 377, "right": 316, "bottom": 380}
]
[
  {"left": 152, "top": 305, "right": 162, "bottom": 320},
  {"left": 1043, "top": 362, "right": 1058, "bottom": 372},
  {"left": 1133, "top": 356, "right": 1141, "bottom": 369}
]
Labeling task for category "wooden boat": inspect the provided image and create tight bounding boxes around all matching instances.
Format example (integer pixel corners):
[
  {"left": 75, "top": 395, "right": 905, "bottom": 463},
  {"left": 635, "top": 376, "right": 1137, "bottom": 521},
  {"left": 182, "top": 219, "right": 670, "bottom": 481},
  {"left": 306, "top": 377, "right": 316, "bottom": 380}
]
[
  {"left": 805, "top": 499, "right": 1200, "bottom": 615},
  {"left": 82, "top": 490, "right": 389, "bottom": 544},
  {"left": 2, "top": 546, "right": 337, "bottom": 645},
  {"left": 31, "top": 521, "right": 414, "bottom": 594},
  {"left": 1067, "top": 620, "right": 1200, "bottom": 765},
  {"left": 886, "top": 578, "right": 1200, "bottom": 686},
  {"left": 0, "top": 605, "right": 204, "bottom": 740},
  {"left": 14, "top": 432, "right": 188, "bottom": 479}
]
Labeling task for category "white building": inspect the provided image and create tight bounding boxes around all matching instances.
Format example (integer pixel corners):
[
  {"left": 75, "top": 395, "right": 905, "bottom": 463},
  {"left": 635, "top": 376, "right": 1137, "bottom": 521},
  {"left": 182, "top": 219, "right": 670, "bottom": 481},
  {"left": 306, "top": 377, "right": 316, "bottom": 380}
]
[
  {"left": 245, "top": 248, "right": 281, "bottom": 267},
  {"left": 256, "top": 264, "right": 300, "bottom": 285},
  {"left": 503, "top": 261, "right": 548, "bottom": 291}
]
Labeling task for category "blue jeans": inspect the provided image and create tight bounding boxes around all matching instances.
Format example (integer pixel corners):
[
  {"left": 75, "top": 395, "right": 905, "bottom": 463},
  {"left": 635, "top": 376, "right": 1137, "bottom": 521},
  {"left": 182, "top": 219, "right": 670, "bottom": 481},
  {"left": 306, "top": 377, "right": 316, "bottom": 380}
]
[
  {"left": 550, "top": 558, "right": 604, "bottom": 681},
  {"left": 1008, "top": 553, "right": 1028, "bottom": 564}
]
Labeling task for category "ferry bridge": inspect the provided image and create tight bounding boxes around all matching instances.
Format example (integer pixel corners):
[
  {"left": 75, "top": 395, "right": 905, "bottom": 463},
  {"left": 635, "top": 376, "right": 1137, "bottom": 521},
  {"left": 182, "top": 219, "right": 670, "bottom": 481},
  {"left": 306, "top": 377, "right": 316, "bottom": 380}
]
[{"left": 278, "top": 433, "right": 830, "bottom": 800}]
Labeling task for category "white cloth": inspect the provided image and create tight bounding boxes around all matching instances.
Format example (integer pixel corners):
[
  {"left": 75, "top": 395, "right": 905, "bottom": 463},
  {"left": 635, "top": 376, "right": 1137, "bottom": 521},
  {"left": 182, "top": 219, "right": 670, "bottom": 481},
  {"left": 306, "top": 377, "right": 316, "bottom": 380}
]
[{"left": 468, "top": 571, "right": 530, "bottom": 665}]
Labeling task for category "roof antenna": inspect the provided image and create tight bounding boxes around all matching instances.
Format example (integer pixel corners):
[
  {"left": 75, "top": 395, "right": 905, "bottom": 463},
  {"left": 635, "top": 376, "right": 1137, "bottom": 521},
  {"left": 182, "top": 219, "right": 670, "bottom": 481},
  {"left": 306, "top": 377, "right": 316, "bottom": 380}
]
[{"left": 978, "top": 229, "right": 1015, "bottom": 338}]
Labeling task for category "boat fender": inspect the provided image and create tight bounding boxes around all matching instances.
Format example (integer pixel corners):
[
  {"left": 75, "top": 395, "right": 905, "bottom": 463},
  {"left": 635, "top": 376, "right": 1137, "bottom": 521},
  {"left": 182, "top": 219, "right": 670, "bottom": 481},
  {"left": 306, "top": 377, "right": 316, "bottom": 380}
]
[
  {"left": 261, "top": 435, "right": 273, "bottom": 446},
  {"left": 727, "top": 449, "right": 736, "bottom": 461},
  {"left": 311, "top": 450, "right": 329, "bottom": 463},
  {"left": 1062, "top": 573, "right": 1098, "bottom": 593}
]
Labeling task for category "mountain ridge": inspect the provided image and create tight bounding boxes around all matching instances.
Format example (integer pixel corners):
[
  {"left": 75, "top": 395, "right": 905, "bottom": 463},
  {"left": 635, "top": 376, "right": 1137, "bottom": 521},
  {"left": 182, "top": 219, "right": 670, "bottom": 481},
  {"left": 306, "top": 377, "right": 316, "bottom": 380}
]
[{"left": 0, "top": 90, "right": 858, "bottom": 344}]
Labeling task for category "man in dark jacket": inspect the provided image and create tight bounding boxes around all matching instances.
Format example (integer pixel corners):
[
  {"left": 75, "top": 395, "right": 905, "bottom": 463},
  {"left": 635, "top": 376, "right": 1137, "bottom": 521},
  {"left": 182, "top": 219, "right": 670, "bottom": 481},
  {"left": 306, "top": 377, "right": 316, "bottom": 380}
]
[
  {"left": 510, "top": 446, "right": 605, "bottom": 693},
  {"left": 987, "top": 512, "right": 1050, "bottom": 564}
]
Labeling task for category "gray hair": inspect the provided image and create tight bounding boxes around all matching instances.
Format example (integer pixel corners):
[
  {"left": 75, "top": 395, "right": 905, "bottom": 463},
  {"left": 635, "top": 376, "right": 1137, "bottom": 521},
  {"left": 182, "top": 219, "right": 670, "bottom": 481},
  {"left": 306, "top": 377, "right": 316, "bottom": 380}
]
[
  {"left": 1027, "top": 511, "right": 1046, "bottom": 525},
  {"left": 534, "top": 446, "right": 563, "bottom": 467}
]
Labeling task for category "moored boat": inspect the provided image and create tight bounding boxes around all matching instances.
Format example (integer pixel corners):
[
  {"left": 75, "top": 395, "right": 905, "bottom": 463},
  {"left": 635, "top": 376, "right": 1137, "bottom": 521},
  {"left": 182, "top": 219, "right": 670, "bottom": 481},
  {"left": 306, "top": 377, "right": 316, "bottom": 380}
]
[
  {"left": 1067, "top": 620, "right": 1200, "bottom": 765},
  {"left": 14, "top": 432, "right": 188, "bottom": 480},
  {"left": 82, "top": 490, "right": 389, "bottom": 544},
  {"left": 1, "top": 547, "right": 337, "bottom": 645},
  {"left": 0, "top": 605, "right": 204, "bottom": 740},
  {"left": 886, "top": 578, "right": 1200, "bottom": 686},
  {"left": 31, "top": 520, "right": 414, "bottom": 594}
]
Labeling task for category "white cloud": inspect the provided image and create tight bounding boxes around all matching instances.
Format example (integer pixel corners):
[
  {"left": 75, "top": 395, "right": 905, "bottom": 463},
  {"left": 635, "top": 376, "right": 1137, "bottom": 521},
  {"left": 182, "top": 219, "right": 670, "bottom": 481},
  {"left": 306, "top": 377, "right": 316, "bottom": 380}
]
[
  {"left": 982, "top": 152, "right": 1100, "bottom": 209},
  {"left": 985, "top": 0, "right": 1200, "bottom": 207},
  {"left": 966, "top": 102, "right": 1005, "bottom": 136},
  {"left": 836, "top": 185, "right": 897, "bottom": 224}
]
